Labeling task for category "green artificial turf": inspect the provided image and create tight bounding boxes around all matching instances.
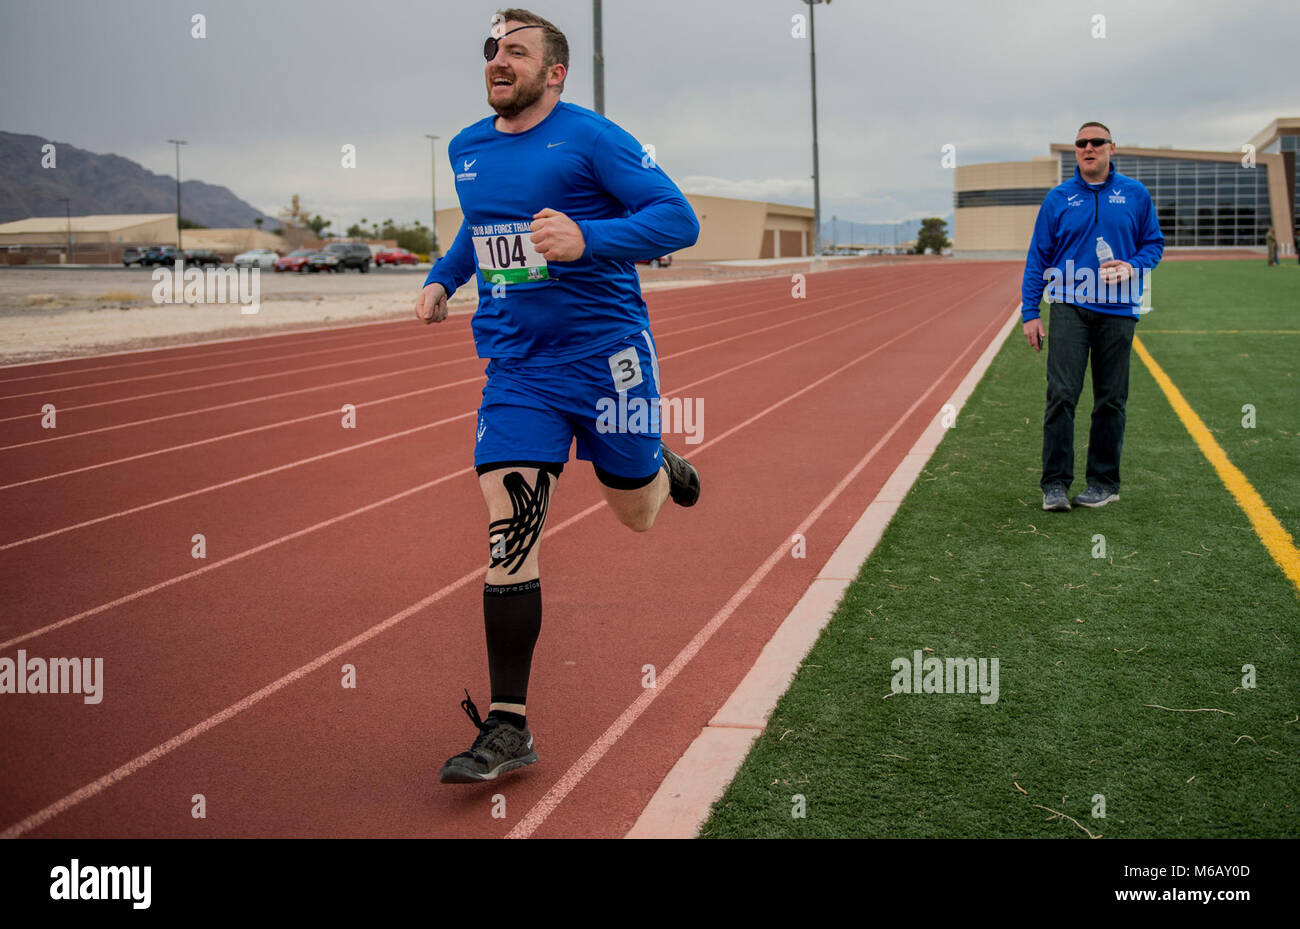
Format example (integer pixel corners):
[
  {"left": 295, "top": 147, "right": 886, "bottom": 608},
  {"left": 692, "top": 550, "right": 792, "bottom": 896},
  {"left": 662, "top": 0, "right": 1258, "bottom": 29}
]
[{"left": 702, "top": 260, "right": 1299, "bottom": 838}]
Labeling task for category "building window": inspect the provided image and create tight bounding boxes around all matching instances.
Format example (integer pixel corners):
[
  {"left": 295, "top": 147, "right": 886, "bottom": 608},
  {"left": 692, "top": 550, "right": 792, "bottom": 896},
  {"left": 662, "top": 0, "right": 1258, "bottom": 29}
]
[{"left": 954, "top": 188, "right": 1053, "bottom": 208}]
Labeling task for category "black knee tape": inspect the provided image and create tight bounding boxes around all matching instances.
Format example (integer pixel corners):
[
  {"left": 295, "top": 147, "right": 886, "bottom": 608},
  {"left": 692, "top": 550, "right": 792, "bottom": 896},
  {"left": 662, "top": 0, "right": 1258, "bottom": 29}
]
[
  {"left": 488, "top": 470, "right": 552, "bottom": 575},
  {"left": 594, "top": 464, "right": 660, "bottom": 490}
]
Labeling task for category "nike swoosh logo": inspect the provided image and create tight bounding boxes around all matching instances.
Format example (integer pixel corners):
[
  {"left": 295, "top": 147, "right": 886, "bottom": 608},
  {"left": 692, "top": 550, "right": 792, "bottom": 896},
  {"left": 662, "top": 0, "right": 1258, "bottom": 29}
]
[
  {"left": 1067, "top": 194, "right": 1079, "bottom": 201},
  {"left": 547, "top": 141, "right": 565, "bottom": 148},
  {"left": 464, "top": 159, "right": 476, "bottom": 170}
]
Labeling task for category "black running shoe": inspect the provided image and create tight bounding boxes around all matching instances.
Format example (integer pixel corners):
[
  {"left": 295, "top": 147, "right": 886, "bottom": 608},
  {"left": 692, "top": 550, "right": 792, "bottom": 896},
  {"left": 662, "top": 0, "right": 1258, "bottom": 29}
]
[
  {"left": 439, "top": 691, "right": 537, "bottom": 784},
  {"left": 660, "top": 441, "right": 700, "bottom": 507}
]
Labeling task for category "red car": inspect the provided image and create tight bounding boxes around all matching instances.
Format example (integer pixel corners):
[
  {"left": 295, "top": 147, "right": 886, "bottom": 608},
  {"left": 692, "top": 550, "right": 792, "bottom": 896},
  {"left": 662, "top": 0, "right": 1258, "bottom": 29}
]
[
  {"left": 375, "top": 247, "right": 419, "bottom": 266},
  {"left": 274, "top": 249, "right": 315, "bottom": 272}
]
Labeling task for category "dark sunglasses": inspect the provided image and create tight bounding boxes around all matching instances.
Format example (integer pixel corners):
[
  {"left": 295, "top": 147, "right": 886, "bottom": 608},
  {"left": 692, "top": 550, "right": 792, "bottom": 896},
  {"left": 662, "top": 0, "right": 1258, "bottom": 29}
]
[
  {"left": 484, "top": 24, "right": 543, "bottom": 61},
  {"left": 1075, "top": 137, "right": 1112, "bottom": 149}
]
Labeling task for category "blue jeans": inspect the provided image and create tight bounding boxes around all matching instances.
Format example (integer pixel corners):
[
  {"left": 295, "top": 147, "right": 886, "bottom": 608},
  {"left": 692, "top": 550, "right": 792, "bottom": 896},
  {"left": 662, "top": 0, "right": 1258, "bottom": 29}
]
[{"left": 1041, "top": 302, "right": 1136, "bottom": 493}]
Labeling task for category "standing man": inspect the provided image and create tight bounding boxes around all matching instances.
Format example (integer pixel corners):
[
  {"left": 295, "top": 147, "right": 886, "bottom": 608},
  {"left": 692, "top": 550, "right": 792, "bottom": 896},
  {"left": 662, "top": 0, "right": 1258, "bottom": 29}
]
[
  {"left": 413, "top": 9, "right": 701, "bottom": 783},
  {"left": 1020, "top": 122, "right": 1165, "bottom": 511},
  {"left": 1265, "top": 226, "right": 1278, "bottom": 265}
]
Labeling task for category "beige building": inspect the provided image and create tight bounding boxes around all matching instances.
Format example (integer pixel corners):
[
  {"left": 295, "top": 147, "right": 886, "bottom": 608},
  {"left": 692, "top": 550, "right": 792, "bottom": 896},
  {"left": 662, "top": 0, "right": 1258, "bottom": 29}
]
[
  {"left": 179, "top": 227, "right": 285, "bottom": 253},
  {"left": 0, "top": 213, "right": 177, "bottom": 249},
  {"left": 954, "top": 117, "right": 1299, "bottom": 257},
  {"left": 0, "top": 213, "right": 293, "bottom": 263},
  {"left": 432, "top": 194, "right": 815, "bottom": 262}
]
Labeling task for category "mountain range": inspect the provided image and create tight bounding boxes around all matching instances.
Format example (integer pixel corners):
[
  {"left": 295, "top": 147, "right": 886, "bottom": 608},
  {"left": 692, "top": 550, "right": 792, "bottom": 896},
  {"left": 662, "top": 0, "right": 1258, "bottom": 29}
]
[{"left": 0, "top": 130, "right": 279, "bottom": 229}]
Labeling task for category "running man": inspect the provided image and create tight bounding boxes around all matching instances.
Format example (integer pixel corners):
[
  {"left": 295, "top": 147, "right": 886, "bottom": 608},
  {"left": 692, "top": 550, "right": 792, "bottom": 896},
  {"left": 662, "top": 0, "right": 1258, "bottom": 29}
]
[{"left": 413, "top": 8, "right": 701, "bottom": 783}]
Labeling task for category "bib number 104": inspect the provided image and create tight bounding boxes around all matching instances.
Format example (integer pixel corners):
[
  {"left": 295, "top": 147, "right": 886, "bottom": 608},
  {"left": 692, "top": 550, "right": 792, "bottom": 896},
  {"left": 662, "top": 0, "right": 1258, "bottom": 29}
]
[
  {"left": 482, "top": 234, "right": 526, "bottom": 269},
  {"left": 474, "top": 230, "right": 548, "bottom": 283}
]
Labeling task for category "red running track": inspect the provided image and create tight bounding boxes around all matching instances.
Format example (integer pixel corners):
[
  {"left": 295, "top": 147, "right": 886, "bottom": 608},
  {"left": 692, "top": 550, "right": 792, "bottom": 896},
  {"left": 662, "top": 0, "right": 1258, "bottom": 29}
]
[{"left": 0, "top": 261, "right": 1021, "bottom": 838}]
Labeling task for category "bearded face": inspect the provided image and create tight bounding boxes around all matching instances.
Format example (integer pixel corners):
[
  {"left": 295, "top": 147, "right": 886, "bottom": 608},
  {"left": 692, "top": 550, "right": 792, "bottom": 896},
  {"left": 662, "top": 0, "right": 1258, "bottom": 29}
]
[{"left": 487, "top": 62, "right": 549, "bottom": 119}]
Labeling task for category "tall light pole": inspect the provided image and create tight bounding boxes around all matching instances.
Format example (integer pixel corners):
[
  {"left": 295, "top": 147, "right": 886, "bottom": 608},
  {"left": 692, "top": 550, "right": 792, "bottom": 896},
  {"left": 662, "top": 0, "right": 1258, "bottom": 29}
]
[
  {"left": 167, "top": 139, "right": 187, "bottom": 249},
  {"left": 58, "top": 196, "right": 72, "bottom": 261},
  {"left": 425, "top": 134, "right": 441, "bottom": 258},
  {"left": 803, "top": 0, "right": 830, "bottom": 256},
  {"left": 593, "top": 0, "right": 605, "bottom": 115}
]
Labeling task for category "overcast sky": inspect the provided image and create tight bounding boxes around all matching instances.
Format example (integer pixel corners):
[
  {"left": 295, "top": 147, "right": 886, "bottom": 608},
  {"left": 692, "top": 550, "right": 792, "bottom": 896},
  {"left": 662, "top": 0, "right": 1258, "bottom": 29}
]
[{"left": 2, "top": 0, "right": 1296, "bottom": 231}]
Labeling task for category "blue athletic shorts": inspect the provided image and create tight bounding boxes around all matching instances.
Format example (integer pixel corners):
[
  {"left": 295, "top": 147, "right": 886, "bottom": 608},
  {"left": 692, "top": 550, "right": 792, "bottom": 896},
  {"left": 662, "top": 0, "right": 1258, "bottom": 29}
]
[{"left": 474, "top": 329, "right": 664, "bottom": 486}]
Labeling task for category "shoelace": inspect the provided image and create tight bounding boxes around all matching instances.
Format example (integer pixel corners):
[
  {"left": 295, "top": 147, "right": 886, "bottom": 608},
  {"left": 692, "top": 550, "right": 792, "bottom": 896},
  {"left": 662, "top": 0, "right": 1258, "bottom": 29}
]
[{"left": 459, "top": 689, "right": 489, "bottom": 734}]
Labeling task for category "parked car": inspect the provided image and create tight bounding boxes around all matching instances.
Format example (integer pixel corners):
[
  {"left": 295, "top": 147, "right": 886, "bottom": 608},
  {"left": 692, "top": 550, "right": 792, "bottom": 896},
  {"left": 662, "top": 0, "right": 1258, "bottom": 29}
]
[
  {"left": 375, "top": 247, "right": 419, "bottom": 267},
  {"left": 307, "top": 251, "right": 341, "bottom": 273},
  {"left": 275, "top": 249, "right": 316, "bottom": 273},
  {"left": 141, "top": 245, "right": 182, "bottom": 267},
  {"left": 321, "top": 241, "right": 372, "bottom": 272},
  {"left": 122, "top": 246, "right": 147, "bottom": 267},
  {"left": 233, "top": 248, "right": 278, "bottom": 270},
  {"left": 183, "top": 249, "right": 222, "bottom": 267},
  {"left": 635, "top": 255, "right": 672, "bottom": 268}
]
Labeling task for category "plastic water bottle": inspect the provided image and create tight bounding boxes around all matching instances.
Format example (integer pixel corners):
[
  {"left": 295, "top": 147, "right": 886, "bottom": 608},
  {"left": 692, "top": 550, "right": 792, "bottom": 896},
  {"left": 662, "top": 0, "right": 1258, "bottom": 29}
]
[{"left": 1095, "top": 236, "right": 1114, "bottom": 263}]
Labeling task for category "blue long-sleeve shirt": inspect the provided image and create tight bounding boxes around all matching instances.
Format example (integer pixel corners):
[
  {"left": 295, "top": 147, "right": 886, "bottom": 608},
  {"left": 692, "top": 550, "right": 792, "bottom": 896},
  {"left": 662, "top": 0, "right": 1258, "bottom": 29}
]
[
  {"left": 425, "top": 101, "right": 700, "bottom": 363},
  {"left": 1020, "top": 162, "right": 1164, "bottom": 322}
]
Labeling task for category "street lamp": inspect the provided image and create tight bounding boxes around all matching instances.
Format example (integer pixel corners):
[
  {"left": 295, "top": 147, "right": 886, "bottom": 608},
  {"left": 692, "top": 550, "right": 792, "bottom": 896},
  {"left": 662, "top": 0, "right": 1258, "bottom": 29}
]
[
  {"left": 59, "top": 197, "right": 72, "bottom": 263},
  {"left": 425, "top": 134, "right": 441, "bottom": 258},
  {"left": 803, "top": 0, "right": 830, "bottom": 256},
  {"left": 167, "top": 139, "right": 187, "bottom": 249}
]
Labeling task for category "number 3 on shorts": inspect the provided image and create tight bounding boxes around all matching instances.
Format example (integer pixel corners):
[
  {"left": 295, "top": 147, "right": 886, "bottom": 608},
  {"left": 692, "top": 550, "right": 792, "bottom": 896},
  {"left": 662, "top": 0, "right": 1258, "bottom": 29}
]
[{"left": 607, "top": 346, "right": 643, "bottom": 391}]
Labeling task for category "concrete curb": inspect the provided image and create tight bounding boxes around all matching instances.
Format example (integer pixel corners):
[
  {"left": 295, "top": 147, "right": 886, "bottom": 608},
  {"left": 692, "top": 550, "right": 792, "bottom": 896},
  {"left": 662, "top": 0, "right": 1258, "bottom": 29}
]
[{"left": 625, "top": 303, "right": 1022, "bottom": 838}]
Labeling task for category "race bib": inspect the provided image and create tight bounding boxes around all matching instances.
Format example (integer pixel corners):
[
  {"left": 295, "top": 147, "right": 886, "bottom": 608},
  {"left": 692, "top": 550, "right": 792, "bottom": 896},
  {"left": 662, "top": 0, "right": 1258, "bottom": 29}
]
[{"left": 472, "top": 221, "right": 549, "bottom": 284}]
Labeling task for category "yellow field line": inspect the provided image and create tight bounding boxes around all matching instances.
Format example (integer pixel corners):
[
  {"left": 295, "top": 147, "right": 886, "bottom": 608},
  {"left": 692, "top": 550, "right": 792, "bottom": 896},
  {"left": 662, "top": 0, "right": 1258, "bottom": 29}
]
[
  {"left": 1133, "top": 336, "right": 1300, "bottom": 595},
  {"left": 1140, "top": 329, "right": 1300, "bottom": 335}
]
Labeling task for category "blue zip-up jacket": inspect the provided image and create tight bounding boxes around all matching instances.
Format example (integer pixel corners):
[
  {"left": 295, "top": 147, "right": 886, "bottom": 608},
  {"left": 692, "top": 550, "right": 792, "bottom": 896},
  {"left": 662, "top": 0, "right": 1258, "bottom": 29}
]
[
  {"left": 1020, "top": 162, "right": 1164, "bottom": 322},
  {"left": 424, "top": 101, "right": 700, "bottom": 363}
]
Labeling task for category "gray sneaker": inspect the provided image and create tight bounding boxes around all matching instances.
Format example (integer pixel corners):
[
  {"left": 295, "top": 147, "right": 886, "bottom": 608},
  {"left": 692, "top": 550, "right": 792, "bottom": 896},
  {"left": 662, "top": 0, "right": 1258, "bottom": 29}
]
[
  {"left": 1042, "top": 486, "right": 1071, "bottom": 512},
  {"left": 1073, "top": 485, "right": 1119, "bottom": 508},
  {"left": 439, "top": 691, "right": 538, "bottom": 784}
]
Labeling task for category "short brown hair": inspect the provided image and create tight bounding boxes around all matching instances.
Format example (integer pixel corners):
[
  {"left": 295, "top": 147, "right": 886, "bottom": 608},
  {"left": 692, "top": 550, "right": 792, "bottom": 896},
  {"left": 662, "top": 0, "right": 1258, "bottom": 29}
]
[
  {"left": 1077, "top": 121, "right": 1112, "bottom": 138},
  {"left": 497, "top": 8, "right": 569, "bottom": 75}
]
